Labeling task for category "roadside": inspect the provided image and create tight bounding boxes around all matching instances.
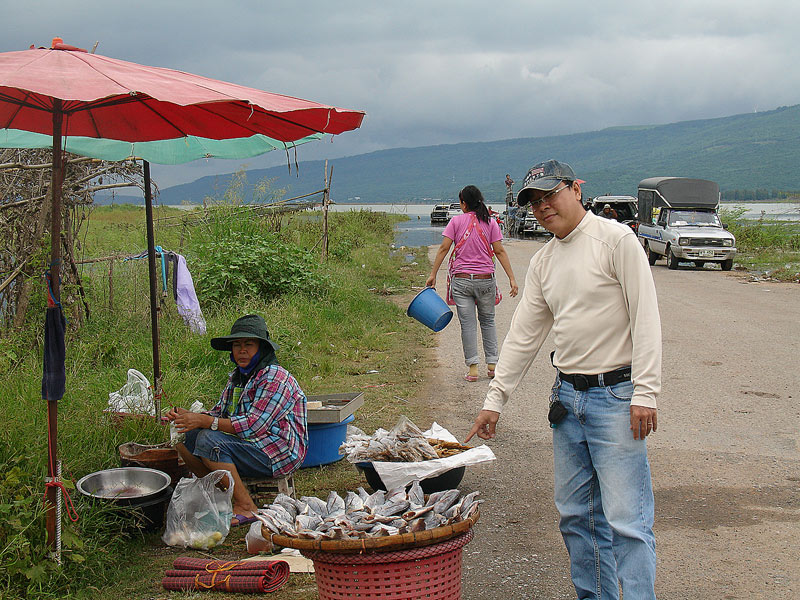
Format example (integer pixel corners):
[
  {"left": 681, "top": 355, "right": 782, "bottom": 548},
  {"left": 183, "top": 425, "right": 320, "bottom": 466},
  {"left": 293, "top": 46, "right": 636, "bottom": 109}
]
[{"left": 419, "top": 237, "right": 800, "bottom": 599}]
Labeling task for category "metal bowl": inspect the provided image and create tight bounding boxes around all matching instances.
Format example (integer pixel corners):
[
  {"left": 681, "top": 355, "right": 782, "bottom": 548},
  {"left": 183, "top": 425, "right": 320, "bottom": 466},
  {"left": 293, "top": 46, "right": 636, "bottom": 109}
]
[{"left": 76, "top": 467, "right": 171, "bottom": 504}]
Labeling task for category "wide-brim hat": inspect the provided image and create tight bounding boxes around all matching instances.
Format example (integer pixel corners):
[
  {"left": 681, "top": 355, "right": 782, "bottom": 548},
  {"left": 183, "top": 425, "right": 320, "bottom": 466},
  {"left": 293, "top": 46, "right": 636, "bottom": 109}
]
[
  {"left": 210, "top": 314, "right": 279, "bottom": 352},
  {"left": 517, "top": 159, "right": 584, "bottom": 206}
]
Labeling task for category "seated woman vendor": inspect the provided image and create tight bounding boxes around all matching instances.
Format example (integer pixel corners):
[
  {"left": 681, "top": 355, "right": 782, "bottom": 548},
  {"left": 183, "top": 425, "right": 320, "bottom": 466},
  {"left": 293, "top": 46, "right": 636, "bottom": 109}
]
[{"left": 166, "top": 314, "right": 308, "bottom": 527}]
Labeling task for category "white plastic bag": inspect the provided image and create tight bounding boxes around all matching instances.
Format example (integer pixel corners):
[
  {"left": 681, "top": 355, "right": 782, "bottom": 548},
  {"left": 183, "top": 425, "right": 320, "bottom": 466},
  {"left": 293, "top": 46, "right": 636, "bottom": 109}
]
[
  {"left": 107, "top": 369, "right": 154, "bottom": 415},
  {"left": 169, "top": 400, "right": 205, "bottom": 446},
  {"left": 161, "top": 470, "right": 234, "bottom": 549},
  {"left": 245, "top": 519, "right": 272, "bottom": 554}
]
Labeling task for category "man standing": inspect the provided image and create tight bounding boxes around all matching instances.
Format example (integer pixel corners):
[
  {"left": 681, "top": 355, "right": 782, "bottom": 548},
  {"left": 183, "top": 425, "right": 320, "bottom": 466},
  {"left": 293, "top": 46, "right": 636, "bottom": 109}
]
[
  {"left": 466, "top": 159, "right": 661, "bottom": 600},
  {"left": 505, "top": 173, "right": 515, "bottom": 192}
]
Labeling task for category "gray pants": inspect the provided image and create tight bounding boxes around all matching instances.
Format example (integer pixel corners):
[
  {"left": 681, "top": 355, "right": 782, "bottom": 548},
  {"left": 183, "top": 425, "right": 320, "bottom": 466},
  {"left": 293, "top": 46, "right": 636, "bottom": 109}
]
[{"left": 451, "top": 275, "right": 499, "bottom": 367}]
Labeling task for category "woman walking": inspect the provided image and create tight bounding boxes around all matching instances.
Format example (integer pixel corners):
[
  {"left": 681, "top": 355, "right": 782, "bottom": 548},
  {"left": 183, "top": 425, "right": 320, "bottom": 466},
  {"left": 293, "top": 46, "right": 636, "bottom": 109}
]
[{"left": 427, "top": 185, "right": 518, "bottom": 381}]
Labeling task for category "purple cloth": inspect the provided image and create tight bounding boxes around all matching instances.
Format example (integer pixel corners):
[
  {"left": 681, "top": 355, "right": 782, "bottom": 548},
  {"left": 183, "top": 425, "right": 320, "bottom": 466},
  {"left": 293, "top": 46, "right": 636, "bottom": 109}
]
[{"left": 174, "top": 254, "right": 206, "bottom": 334}]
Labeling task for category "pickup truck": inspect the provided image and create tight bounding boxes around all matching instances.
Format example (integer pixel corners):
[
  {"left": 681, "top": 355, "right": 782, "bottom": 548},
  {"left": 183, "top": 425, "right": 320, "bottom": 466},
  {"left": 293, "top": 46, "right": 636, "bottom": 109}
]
[{"left": 637, "top": 177, "right": 736, "bottom": 270}]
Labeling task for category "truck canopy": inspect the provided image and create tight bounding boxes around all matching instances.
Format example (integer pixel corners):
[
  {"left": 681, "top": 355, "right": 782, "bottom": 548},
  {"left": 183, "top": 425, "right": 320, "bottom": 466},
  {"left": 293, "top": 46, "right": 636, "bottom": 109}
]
[{"left": 637, "top": 177, "right": 719, "bottom": 224}]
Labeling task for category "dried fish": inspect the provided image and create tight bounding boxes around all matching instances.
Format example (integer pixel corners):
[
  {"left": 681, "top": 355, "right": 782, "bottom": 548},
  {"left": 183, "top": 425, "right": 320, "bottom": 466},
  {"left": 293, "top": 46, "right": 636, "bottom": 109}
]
[
  {"left": 344, "top": 491, "right": 364, "bottom": 512},
  {"left": 326, "top": 491, "right": 346, "bottom": 517},
  {"left": 301, "top": 496, "right": 328, "bottom": 517},
  {"left": 265, "top": 486, "right": 480, "bottom": 541},
  {"left": 433, "top": 489, "right": 461, "bottom": 514}
]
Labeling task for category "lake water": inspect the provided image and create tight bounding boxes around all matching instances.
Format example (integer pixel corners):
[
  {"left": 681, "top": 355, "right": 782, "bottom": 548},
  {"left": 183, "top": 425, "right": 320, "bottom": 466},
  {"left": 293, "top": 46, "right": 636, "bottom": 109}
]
[{"left": 328, "top": 202, "right": 800, "bottom": 248}]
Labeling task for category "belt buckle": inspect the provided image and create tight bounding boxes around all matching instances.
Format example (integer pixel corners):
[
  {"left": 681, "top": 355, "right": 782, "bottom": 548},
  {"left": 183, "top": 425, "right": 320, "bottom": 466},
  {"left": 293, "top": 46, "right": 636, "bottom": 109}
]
[{"left": 573, "top": 374, "right": 589, "bottom": 391}]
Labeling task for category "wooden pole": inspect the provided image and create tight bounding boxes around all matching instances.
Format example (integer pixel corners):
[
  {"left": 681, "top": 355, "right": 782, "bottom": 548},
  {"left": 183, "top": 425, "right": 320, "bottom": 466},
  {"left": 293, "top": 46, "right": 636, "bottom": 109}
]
[
  {"left": 45, "top": 100, "right": 63, "bottom": 551},
  {"left": 143, "top": 161, "right": 162, "bottom": 418}
]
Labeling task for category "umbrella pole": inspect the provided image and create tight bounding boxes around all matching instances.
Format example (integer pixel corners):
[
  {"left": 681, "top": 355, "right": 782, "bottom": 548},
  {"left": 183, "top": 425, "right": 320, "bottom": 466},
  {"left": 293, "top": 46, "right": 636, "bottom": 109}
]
[
  {"left": 143, "top": 161, "right": 162, "bottom": 418},
  {"left": 45, "top": 101, "right": 63, "bottom": 551}
]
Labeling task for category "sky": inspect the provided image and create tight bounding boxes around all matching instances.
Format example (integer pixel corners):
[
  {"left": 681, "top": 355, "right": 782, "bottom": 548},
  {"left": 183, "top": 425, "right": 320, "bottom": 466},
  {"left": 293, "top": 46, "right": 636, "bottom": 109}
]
[{"left": 4, "top": 0, "right": 800, "bottom": 187}]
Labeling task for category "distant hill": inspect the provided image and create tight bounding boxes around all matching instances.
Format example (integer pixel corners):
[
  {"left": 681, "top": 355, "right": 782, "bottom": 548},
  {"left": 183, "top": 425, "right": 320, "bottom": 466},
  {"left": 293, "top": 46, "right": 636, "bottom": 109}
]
[{"left": 97, "top": 104, "right": 800, "bottom": 205}]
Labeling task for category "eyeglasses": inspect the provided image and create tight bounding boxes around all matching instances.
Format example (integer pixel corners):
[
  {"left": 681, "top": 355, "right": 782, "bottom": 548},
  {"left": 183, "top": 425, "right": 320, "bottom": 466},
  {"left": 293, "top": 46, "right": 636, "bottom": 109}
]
[{"left": 529, "top": 183, "right": 570, "bottom": 209}]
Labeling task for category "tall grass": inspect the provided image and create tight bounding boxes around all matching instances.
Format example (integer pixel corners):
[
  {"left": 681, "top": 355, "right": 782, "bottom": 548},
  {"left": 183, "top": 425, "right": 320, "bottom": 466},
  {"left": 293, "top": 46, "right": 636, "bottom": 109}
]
[
  {"left": 0, "top": 198, "right": 432, "bottom": 599},
  {"left": 719, "top": 206, "right": 800, "bottom": 279}
]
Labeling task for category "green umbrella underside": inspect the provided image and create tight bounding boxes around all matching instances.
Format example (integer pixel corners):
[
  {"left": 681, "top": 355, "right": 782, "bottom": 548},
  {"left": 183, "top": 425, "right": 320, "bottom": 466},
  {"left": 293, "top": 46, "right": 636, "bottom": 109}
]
[{"left": 0, "top": 128, "right": 324, "bottom": 164}]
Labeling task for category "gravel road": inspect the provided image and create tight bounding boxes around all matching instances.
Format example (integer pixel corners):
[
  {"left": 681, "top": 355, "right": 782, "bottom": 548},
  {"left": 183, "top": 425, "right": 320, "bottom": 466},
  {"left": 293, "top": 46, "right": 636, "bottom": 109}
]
[{"left": 422, "top": 237, "right": 800, "bottom": 599}]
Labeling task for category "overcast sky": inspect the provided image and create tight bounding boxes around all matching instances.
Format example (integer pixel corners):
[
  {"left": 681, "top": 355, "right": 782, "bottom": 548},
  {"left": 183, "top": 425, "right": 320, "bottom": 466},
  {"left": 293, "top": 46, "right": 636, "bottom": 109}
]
[{"left": 5, "top": 1, "right": 800, "bottom": 187}]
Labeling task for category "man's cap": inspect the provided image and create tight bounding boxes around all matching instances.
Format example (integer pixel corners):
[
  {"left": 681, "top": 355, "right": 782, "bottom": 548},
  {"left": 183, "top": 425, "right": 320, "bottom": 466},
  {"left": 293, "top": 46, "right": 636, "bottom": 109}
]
[
  {"left": 604, "top": 203, "right": 611, "bottom": 209},
  {"left": 210, "top": 314, "right": 279, "bottom": 352},
  {"left": 517, "top": 159, "right": 584, "bottom": 206}
]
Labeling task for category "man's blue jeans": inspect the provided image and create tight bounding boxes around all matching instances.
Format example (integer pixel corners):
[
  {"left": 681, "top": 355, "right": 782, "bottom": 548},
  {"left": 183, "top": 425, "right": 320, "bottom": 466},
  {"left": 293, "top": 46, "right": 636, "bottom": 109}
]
[{"left": 552, "top": 376, "right": 656, "bottom": 600}]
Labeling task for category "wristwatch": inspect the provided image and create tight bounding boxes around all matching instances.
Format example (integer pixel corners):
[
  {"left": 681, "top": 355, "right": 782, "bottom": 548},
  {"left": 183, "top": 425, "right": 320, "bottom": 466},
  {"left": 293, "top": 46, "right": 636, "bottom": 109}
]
[{"left": 211, "top": 417, "right": 219, "bottom": 431}]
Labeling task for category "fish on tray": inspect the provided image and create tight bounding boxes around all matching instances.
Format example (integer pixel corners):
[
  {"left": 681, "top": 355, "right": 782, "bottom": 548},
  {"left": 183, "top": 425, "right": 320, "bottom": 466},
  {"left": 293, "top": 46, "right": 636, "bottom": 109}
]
[{"left": 258, "top": 485, "right": 482, "bottom": 540}]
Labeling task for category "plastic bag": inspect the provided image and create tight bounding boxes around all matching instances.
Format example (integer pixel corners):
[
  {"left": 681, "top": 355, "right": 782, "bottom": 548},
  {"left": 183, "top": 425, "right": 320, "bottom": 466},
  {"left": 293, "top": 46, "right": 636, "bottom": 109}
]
[
  {"left": 161, "top": 470, "right": 234, "bottom": 549},
  {"left": 107, "top": 369, "right": 154, "bottom": 415},
  {"left": 245, "top": 520, "right": 272, "bottom": 554},
  {"left": 169, "top": 400, "right": 205, "bottom": 446}
]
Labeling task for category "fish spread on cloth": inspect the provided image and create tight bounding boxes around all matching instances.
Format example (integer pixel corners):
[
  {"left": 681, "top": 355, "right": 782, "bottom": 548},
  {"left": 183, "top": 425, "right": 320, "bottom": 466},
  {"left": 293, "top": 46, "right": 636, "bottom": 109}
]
[{"left": 255, "top": 483, "right": 482, "bottom": 540}]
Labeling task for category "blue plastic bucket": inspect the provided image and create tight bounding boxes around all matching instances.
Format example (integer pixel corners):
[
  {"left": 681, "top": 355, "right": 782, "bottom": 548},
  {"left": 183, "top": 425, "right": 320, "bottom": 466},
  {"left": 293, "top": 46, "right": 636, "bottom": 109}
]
[
  {"left": 301, "top": 414, "right": 354, "bottom": 468},
  {"left": 407, "top": 287, "right": 453, "bottom": 332}
]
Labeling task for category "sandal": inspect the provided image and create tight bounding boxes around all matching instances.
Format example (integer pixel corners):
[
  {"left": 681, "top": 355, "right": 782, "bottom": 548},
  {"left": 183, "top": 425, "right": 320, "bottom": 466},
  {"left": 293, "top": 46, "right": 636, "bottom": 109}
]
[
  {"left": 463, "top": 373, "right": 478, "bottom": 382},
  {"left": 487, "top": 369, "right": 495, "bottom": 379}
]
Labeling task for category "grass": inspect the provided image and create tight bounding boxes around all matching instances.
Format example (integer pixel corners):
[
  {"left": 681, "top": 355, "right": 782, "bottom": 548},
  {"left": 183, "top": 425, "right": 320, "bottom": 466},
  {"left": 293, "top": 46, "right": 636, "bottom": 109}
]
[
  {"left": 719, "top": 206, "right": 800, "bottom": 281},
  {"left": 0, "top": 199, "right": 436, "bottom": 599}
]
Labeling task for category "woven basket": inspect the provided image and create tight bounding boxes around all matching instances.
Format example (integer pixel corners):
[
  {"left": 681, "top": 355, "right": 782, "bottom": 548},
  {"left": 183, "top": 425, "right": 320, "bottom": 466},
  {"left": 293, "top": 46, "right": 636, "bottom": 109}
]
[
  {"left": 269, "top": 510, "right": 478, "bottom": 555},
  {"left": 308, "top": 530, "right": 473, "bottom": 600}
]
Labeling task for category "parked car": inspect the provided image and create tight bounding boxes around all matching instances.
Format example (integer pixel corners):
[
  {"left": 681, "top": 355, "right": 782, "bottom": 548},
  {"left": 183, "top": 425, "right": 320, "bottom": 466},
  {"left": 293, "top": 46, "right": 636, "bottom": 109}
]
[
  {"left": 510, "top": 206, "right": 549, "bottom": 237},
  {"left": 445, "top": 202, "right": 462, "bottom": 220},
  {"left": 636, "top": 177, "right": 736, "bottom": 270},
  {"left": 590, "top": 195, "right": 638, "bottom": 231},
  {"left": 430, "top": 203, "right": 450, "bottom": 224}
]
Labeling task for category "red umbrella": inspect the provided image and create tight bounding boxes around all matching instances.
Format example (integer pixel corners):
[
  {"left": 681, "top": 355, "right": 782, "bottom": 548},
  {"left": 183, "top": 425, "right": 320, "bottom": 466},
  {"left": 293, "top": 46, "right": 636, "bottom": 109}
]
[{"left": 0, "top": 39, "right": 365, "bottom": 552}]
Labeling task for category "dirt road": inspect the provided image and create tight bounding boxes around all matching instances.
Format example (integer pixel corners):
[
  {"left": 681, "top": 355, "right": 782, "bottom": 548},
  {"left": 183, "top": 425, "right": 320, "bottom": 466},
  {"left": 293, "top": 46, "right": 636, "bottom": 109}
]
[{"left": 422, "top": 237, "right": 800, "bottom": 599}]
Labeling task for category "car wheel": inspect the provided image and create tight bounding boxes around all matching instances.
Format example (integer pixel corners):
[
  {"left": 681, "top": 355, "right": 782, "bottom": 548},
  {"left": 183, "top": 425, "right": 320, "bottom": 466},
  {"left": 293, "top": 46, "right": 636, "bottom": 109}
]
[
  {"left": 646, "top": 243, "right": 658, "bottom": 266},
  {"left": 667, "top": 247, "right": 680, "bottom": 270},
  {"left": 721, "top": 258, "right": 733, "bottom": 271}
]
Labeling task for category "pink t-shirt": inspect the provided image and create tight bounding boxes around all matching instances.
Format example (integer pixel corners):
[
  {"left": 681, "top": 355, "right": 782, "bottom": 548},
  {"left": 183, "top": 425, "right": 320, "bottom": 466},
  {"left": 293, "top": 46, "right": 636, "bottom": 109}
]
[{"left": 443, "top": 212, "right": 503, "bottom": 274}]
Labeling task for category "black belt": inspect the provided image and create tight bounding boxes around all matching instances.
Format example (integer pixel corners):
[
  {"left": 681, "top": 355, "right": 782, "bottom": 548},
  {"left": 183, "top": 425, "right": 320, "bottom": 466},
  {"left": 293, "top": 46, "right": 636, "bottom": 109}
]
[{"left": 559, "top": 366, "right": 631, "bottom": 391}]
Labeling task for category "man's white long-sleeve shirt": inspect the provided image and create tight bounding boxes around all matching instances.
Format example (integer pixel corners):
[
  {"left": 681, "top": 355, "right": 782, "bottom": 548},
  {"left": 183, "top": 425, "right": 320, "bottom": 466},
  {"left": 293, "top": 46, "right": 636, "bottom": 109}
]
[{"left": 484, "top": 211, "right": 662, "bottom": 411}]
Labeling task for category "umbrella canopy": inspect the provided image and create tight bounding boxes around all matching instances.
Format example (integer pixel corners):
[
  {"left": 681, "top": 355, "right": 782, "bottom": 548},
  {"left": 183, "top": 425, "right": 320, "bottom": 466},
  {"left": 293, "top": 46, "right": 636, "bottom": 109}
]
[
  {"left": 0, "top": 43, "right": 365, "bottom": 143},
  {"left": 0, "top": 40, "right": 364, "bottom": 554}
]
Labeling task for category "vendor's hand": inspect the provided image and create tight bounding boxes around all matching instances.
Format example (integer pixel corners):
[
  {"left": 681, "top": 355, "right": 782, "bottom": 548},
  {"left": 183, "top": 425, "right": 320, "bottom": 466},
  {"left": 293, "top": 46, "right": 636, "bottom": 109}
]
[
  {"left": 171, "top": 410, "right": 211, "bottom": 433},
  {"left": 630, "top": 405, "right": 657, "bottom": 440},
  {"left": 464, "top": 410, "right": 500, "bottom": 443},
  {"left": 425, "top": 273, "right": 437, "bottom": 288},
  {"left": 165, "top": 406, "right": 185, "bottom": 422},
  {"left": 508, "top": 278, "right": 519, "bottom": 297}
]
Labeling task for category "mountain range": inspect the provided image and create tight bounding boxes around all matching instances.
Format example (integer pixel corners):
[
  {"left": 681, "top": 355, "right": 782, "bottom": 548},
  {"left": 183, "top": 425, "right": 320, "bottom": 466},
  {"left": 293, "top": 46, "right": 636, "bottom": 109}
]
[{"left": 99, "top": 103, "right": 800, "bottom": 205}]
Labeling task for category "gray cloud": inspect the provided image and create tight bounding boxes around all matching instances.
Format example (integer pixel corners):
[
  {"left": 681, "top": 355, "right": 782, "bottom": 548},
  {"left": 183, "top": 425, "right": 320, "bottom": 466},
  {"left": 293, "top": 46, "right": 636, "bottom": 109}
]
[{"left": 4, "top": 1, "right": 799, "bottom": 187}]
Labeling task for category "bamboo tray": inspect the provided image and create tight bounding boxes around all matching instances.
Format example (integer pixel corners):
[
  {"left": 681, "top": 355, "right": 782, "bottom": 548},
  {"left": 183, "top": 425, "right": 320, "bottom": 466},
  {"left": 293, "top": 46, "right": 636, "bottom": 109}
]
[{"left": 267, "top": 510, "right": 479, "bottom": 554}]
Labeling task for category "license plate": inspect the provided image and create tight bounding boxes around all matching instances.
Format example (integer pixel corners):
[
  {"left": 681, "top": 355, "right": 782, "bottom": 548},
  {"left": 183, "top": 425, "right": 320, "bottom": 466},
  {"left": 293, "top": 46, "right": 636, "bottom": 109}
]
[{"left": 699, "top": 249, "right": 714, "bottom": 257}]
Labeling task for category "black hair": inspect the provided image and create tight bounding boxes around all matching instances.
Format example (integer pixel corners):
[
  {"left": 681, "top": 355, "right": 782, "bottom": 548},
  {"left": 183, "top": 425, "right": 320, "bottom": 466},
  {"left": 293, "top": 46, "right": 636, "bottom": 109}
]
[{"left": 459, "top": 185, "right": 491, "bottom": 223}]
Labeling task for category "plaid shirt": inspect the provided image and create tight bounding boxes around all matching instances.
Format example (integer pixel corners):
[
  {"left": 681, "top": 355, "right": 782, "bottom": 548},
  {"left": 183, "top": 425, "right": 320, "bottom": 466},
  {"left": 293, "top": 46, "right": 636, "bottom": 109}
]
[{"left": 209, "top": 365, "right": 307, "bottom": 476}]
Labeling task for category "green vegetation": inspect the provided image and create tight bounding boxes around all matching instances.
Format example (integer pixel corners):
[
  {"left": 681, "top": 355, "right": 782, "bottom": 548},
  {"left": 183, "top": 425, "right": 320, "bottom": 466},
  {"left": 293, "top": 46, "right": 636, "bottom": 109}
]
[
  {"left": 720, "top": 207, "right": 800, "bottom": 281},
  {"left": 0, "top": 191, "right": 434, "bottom": 598}
]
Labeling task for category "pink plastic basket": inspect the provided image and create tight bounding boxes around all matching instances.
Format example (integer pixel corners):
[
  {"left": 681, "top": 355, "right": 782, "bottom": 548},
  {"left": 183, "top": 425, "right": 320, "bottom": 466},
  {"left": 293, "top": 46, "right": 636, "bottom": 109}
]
[{"left": 306, "top": 530, "right": 473, "bottom": 600}]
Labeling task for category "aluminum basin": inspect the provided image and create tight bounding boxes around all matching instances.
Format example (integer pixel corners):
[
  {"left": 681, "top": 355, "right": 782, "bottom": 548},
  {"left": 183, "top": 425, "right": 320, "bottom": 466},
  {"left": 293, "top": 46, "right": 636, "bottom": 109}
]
[{"left": 76, "top": 466, "right": 171, "bottom": 504}]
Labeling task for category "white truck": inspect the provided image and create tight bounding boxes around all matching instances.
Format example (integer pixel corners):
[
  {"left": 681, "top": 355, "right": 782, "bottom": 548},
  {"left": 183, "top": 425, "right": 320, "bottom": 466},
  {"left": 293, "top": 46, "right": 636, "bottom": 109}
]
[{"left": 637, "top": 177, "right": 736, "bottom": 271}]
